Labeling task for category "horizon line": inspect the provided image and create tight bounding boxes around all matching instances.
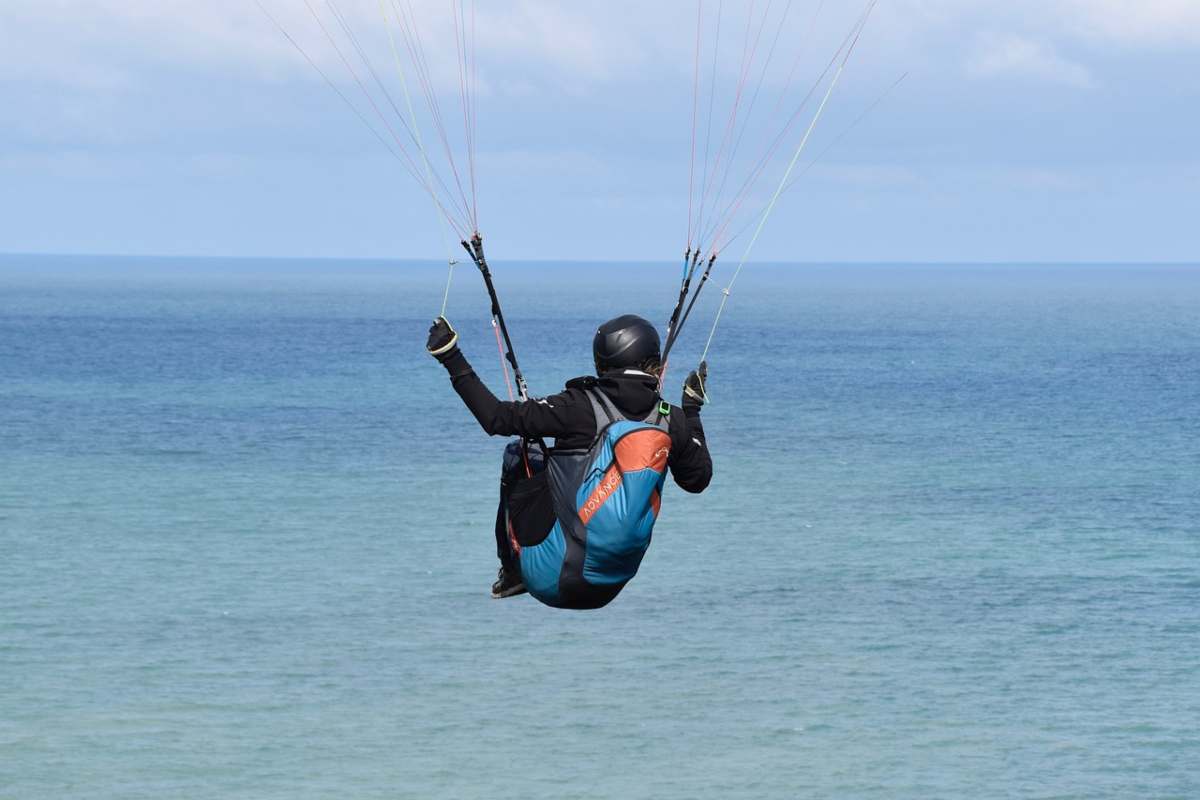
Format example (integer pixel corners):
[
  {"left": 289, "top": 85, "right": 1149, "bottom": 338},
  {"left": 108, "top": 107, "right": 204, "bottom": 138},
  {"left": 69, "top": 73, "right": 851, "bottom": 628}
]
[{"left": 2, "top": 251, "right": 1198, "bottom": 268}]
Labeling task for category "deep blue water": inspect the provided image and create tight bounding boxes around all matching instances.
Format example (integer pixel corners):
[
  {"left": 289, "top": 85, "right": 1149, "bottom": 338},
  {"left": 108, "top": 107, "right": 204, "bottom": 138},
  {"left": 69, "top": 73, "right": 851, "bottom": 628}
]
[{"left": 2, "top": 255, "right": 1198, "bottom": 799}]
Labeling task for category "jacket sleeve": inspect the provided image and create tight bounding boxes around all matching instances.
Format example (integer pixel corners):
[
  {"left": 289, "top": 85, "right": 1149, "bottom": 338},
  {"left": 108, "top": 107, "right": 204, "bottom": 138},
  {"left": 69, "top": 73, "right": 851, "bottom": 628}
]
[
  {"left": 437, "top": 347, "right": 590, "bottom": 439},
  {"left": 667, "top": 403, "right": 712, "bottom": 493}
]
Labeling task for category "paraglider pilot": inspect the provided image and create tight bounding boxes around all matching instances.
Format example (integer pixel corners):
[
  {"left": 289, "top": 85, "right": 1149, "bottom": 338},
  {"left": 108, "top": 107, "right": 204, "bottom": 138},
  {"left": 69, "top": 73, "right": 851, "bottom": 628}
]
[{"left": 426, "top": 314, "right": 712, "bottom": 609}]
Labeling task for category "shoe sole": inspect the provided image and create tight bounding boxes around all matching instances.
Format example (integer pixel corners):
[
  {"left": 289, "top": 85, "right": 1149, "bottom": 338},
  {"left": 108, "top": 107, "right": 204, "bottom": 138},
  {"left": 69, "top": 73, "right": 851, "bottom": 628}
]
[{"left": 492, "top": 583, "right": 528, "bottom": 599}]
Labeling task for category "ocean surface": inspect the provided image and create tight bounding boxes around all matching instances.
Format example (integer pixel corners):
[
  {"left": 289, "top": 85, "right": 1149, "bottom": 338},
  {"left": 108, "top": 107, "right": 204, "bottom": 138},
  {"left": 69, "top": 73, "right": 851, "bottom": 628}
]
[{"left": 2, "top": 254, "right": 1198, "bottom": 799}]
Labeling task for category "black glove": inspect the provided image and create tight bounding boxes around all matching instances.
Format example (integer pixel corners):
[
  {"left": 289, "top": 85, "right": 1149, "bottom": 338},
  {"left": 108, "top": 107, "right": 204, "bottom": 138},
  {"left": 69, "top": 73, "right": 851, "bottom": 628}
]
[
  {"left": 426, "top": 316, "right": 459, "bottom": 358},
  {"left": 683, "top": 360, "right": 708, "bottom": 407}
]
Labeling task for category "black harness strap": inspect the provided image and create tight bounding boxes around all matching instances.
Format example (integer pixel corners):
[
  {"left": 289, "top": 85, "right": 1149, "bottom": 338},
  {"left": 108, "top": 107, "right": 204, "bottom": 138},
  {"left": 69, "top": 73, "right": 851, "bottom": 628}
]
[
  {"left": 461, "top": 232, "right": 529, "bottom": 402},
  {"left": 460, "top": 232, "right": 548, "bottom": 475},
  {"left": 664, "top": 249, "right": 702, "bottom": 353},
  {"left": 663, "top": 252, "right": 717, "bottom": 363}
]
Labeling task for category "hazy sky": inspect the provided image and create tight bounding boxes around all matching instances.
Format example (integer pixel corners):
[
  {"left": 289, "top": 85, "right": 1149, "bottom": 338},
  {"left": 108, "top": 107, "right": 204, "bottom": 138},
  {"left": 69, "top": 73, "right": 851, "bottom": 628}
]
[{"left": 2, "top": 0, "right": 1198, "bottom": 262}]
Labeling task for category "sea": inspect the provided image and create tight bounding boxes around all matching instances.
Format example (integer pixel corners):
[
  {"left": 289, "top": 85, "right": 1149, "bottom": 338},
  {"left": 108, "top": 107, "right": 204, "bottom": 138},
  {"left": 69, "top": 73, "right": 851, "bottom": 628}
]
[{"left": 2, "top": 254, "right": 1198, "bottom": 799}]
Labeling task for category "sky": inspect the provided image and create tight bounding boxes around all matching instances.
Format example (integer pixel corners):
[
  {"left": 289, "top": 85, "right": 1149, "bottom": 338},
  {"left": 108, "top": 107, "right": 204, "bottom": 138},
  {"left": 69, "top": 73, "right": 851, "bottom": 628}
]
[{"left": 1, "top": 0, "right": 1198, "bottom": 263}]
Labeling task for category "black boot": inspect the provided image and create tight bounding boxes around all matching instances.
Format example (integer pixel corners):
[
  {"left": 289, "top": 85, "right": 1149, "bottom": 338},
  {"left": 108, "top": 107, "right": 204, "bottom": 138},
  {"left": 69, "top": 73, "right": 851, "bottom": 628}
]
[{"left": 491, "top": 564, "right": 527, "bottom": 599}]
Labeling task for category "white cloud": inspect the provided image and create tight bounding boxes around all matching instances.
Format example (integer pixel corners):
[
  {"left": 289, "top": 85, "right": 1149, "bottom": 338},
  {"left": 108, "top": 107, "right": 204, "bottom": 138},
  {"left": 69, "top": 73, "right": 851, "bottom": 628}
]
[
  {"left": 1065, "top": 0, "right": 1200, "bottom": 47},
  {"left": 889, "top": 0, "right": 1200, "bottom": 48},
  {"left": 3, "top": 0, "right": 1198, "bottom": 96},
  {"left": 0, "top": 0, "right": 686, "bottom": 91},
  {"left": 967, "top": 34, "right": 1095, "bottom": 88}
]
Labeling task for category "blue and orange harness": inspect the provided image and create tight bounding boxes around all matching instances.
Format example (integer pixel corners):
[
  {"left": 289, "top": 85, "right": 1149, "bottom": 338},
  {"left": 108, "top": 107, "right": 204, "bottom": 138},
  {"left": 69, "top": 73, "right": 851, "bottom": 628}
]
[{"left": 506, "top": 390, "right": 672, "bottom": 609}]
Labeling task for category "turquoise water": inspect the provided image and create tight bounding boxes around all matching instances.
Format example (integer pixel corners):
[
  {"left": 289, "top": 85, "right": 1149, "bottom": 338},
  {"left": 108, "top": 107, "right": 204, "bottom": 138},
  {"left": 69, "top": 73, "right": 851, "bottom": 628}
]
[{"left": 2, "top": 255, "right": 1198, "bottom": 798}]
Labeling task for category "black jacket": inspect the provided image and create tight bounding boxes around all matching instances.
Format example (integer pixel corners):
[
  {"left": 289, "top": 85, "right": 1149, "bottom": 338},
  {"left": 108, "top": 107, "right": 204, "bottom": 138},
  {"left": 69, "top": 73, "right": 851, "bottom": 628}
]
[{"left": 437, "top": 348, "right": 712, "bottom": 493}]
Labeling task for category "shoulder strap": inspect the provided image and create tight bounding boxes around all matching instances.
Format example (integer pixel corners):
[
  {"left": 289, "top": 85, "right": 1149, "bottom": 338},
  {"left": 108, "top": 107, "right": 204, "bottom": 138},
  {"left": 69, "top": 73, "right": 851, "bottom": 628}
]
[
  {"left": 586, "top": 388, "right": 621, "bottom": 428},
  {"left": 644, "top": 399, "right": 671, "bottom": 429},
  {"left": 588, "top": 388, "right": 670, "bottom": 432}
]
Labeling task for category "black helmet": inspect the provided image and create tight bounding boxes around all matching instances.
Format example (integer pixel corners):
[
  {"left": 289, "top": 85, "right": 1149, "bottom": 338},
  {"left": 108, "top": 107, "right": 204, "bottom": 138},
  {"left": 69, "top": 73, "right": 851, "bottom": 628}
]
[{"left": 593, "top": 314, "right": 661, "bottom": 374}]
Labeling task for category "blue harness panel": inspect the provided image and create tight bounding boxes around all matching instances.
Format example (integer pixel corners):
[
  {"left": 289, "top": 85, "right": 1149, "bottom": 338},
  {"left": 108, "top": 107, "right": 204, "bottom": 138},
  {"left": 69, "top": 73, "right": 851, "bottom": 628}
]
[{"left": 518, "top": 390, "right": 671, "bottom": 609}]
